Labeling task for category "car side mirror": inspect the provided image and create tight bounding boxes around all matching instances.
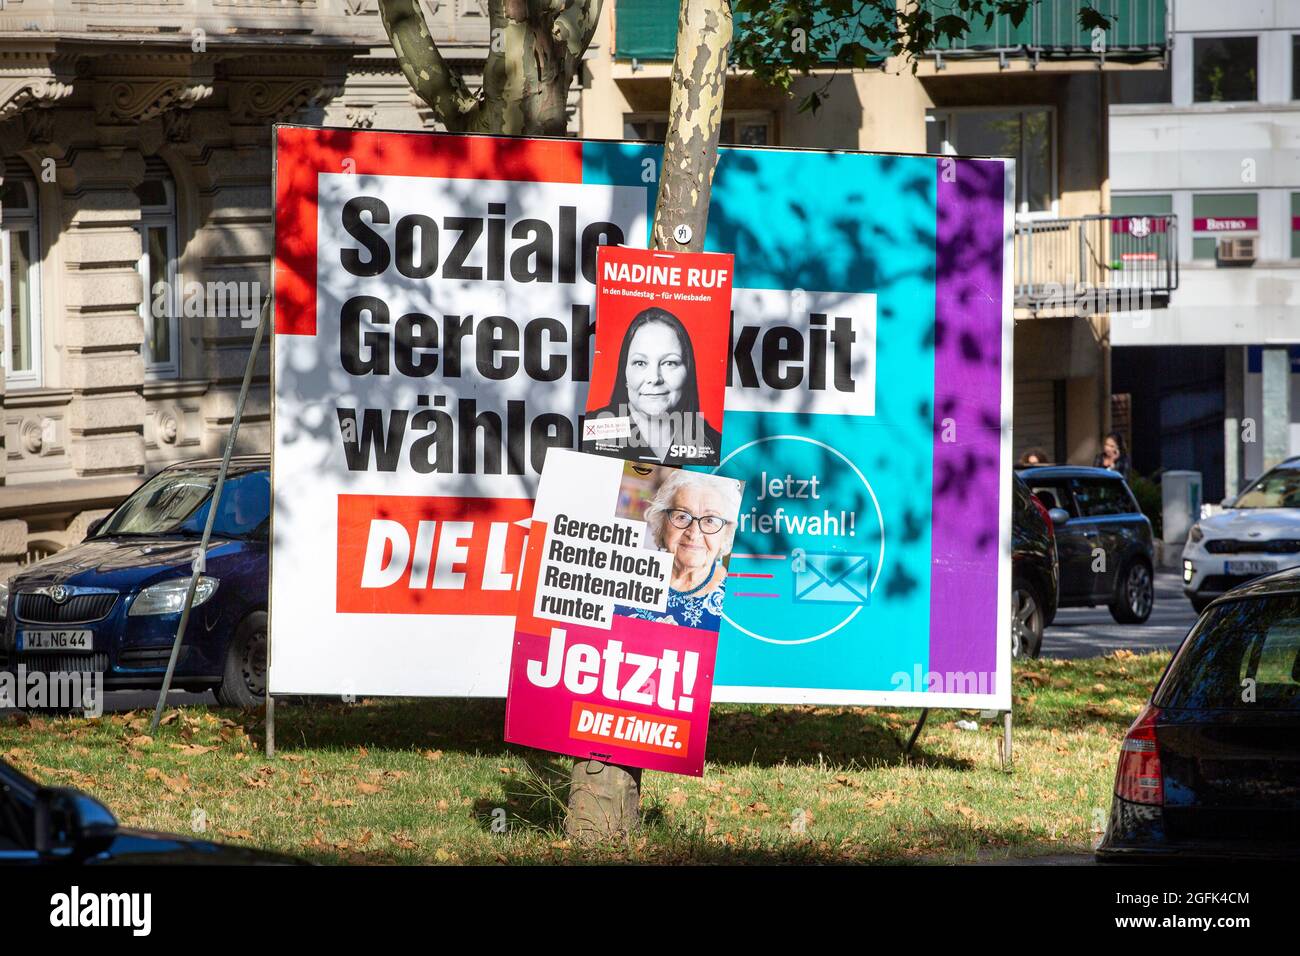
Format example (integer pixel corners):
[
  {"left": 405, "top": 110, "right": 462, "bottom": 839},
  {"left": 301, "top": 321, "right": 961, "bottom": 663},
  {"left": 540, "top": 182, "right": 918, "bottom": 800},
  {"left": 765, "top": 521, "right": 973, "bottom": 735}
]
[
  {"left": 1048, "top": 508, "right": 1070, "bottom": 527},
  {"left": 1219, "top": 497, "right": 1235, "bottom": 509},
  {"left": 34, "top": 787, "right": 118, "bottom": 858},
  {"left": 85, "top": 517, "right": 106, "bottom": 538}
]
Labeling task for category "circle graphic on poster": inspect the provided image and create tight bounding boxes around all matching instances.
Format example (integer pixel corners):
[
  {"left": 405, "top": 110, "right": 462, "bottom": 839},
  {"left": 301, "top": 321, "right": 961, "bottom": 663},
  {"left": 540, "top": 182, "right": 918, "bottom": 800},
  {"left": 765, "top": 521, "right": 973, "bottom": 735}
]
[{"left": 712, "top": 434, "right": 885, "bottom": 646}]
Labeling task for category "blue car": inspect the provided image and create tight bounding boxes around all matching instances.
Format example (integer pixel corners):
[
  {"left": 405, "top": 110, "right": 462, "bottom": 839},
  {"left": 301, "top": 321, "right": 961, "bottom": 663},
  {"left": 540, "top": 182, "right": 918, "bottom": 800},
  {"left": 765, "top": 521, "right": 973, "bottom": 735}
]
[{"left": 0, "top": 456, "right": 270, "bottom": 707}]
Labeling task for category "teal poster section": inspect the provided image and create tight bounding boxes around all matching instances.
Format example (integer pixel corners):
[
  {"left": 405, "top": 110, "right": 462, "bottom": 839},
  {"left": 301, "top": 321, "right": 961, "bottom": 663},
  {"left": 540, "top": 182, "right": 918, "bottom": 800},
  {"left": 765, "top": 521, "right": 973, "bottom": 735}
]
[{"left": 584, "top": 142, "right": 949, "bottom": 697}]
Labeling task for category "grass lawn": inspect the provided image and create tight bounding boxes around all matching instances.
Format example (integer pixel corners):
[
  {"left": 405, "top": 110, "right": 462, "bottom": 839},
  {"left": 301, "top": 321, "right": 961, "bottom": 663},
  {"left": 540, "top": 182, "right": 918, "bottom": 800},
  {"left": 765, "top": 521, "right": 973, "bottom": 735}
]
[{"left": 0, "top": 651, "right": 1169, "bottom": 864}]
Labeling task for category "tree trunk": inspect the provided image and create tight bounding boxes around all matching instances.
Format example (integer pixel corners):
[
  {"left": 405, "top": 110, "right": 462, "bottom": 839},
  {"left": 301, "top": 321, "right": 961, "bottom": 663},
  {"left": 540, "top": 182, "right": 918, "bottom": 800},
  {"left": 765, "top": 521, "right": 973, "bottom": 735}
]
[
  {"left": 651, "top": 0, "right": 733, "bottom": 253},
  {"left": 377, "top": 0, "right": 602, "bottom": 135},
  {"left": 564, "top": 760, "right": 642, "bottom": 841},
  {"left": 564, "top": 0, "right": 732, "bottom": 842}
]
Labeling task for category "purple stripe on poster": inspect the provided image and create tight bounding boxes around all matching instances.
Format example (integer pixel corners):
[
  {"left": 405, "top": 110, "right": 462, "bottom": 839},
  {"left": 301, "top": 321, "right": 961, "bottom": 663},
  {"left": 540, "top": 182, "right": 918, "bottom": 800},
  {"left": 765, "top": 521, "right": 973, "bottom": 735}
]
[{"left": 929, "top": 159, "right": 1007, "bottom": 687}]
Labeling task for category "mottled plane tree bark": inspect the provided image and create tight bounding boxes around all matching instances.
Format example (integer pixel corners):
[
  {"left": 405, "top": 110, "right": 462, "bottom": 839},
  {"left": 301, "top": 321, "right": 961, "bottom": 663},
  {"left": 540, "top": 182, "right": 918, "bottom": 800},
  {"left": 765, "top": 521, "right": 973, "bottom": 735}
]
[{"left": 378, "top": 0, "right": 601, "bottom": 135}]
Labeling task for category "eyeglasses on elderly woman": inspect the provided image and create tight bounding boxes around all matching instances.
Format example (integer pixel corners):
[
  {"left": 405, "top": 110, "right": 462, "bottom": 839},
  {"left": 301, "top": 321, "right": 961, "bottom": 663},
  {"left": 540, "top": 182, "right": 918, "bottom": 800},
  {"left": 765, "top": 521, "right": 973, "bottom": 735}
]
[{"left": 666, "top": 509, "right": 730, "bottom": 535}]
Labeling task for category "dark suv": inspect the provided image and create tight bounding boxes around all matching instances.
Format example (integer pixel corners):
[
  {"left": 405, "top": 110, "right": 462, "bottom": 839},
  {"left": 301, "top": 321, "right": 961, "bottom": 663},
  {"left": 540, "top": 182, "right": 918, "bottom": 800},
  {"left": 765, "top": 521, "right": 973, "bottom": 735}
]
[
  {"left": 1018, "top": 465, "right": 1155, "bottom": 625},
  {"left": 1011, "top": 474, "right": 1059, "bottom": 658}
]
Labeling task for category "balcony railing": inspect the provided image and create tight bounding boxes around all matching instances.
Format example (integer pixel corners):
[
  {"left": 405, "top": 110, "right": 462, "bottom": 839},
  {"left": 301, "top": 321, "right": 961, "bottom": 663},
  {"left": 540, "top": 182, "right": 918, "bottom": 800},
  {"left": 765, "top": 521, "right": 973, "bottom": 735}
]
[
  {"left": 926, "top": 0, "right": 1168, "bottom": 59},
  {"left": 614, "top": 0, "right": 1167, "bottom": 62},
  {"left": 1014, "top": 213, "right": 1178, "bottom": 314}
]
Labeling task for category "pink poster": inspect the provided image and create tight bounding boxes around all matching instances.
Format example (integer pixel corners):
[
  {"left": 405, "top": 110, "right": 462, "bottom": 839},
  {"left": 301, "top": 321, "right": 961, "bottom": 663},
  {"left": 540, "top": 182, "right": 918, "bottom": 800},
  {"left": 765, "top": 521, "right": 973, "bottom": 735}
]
[
  {"left": 506, "top": 617, "right": 717, "bottom": 775},
  {"left": 504, "top": 449, "right": 741, "bottom": 775}
]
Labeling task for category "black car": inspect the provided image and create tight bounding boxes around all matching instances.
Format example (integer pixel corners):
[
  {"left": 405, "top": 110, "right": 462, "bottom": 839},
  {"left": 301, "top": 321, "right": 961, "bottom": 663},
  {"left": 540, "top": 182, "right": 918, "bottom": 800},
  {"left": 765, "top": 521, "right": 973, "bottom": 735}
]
[
  {"left": 1011, "top": 474, "right": 1060, "bottom": 659},
  {"left": 0, "top": 758, "right": 301, "bottom": 864},
  {"left": 1097, "top": 568, "right": 1300, "bottom": 862},
  {"left": 1018, "top": 466, "right": 1155, "bottom": 625}
]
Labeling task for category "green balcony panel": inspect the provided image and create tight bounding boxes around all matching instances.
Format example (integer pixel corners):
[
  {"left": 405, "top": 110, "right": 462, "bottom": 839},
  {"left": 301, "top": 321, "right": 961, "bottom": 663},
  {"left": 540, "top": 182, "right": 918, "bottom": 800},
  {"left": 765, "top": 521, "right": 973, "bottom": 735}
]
[{"left": 615, "top": 0, "right": 889, "bottom": 62}]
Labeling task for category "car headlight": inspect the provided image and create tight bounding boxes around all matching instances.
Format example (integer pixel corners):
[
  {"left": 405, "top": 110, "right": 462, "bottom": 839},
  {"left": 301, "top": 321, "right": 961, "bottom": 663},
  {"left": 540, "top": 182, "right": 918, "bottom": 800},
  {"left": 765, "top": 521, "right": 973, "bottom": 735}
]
[
  {"left": 1188, "top": 524, "right": 1203, "bottom": 544},
  {"left": 129, "top": 576, "right": 219, "bottom": 616},
  {"left": 0, "top": 579, "right": 8, "bottom": 620}
]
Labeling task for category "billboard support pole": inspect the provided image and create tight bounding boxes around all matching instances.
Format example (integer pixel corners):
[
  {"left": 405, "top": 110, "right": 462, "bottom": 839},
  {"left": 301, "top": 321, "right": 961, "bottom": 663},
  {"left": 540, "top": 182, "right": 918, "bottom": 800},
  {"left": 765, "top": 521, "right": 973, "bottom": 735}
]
[
  {"left": 265, "top": 692, "right": 276, "bottom": 758},
  {"left": 148, "top": 295, "right": 271, "bottom": 736},
  {"left": 1000, "top": 710, "right": 1013, "bottom": 769},
  {"left": 904, "top": 708, "right": 929, "bottom": 755}
]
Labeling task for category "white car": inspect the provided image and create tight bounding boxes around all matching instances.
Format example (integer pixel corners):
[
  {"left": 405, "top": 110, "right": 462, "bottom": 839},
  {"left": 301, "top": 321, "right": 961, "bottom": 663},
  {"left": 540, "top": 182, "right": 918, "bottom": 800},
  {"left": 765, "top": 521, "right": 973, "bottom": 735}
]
[{"left": 1182, "top": 458, "right": 1300, "bottom": 612}]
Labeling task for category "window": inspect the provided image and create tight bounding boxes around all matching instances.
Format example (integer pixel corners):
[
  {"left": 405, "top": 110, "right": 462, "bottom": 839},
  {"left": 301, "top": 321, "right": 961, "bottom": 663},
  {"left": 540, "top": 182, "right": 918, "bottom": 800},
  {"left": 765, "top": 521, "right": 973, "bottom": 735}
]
[
  {"left": 1071, "top": 479, "right": 1135, "bottom": 518},
  {"left": 1028, "top": 482, "right": 1074, "bottom": 516},
  {"left": 927, "top": 108, "right": 1054, "bottom": 215},
  {"left": 1158, "top": 595, "right": 1300, "bottom": 710},
  {"left": 136, "top": 160, "right": 180, "bottom": 378},
  {"left": 1193, "top": 36, "right": 1257, "bottom": 103},
  {"left": 0, "top": 160, "right": 42, "bottom": 389},
  {"left": 623, "top": 114, "right": 772, "bottom": 146},
  {"left": 1191, "top": 193, "right": 1257, "bottom": 261},
  {"left": 1294, "top": 36, "right": 1300, "bottom": 100},
  {"left": 1111, "top": 194, "right": 1172, "bottom": 217}
]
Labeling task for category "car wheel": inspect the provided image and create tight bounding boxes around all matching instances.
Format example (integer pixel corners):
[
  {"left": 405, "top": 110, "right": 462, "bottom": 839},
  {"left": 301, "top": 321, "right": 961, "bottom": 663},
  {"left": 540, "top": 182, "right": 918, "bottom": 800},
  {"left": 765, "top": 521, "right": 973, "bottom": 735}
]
[
  {"left": 215, "top": 611, "right": 267, "bottom": 709},
  {"left": 1010, "top": 576, "right": 1045, "bottom": 659},
  {"left": 1109, "top": 559, "right": 1154, "bottom": 624}
]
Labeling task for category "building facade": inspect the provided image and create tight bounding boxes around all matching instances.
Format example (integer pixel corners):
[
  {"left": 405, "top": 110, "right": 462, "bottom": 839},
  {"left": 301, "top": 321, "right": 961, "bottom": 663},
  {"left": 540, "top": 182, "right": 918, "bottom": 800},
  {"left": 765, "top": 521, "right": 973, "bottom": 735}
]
[
  {"left": 1110, "top": 0, "right": 1300, "bottom": 502},
  {"left": 0, "top": 0, "right": 504, "bottom": 578}
]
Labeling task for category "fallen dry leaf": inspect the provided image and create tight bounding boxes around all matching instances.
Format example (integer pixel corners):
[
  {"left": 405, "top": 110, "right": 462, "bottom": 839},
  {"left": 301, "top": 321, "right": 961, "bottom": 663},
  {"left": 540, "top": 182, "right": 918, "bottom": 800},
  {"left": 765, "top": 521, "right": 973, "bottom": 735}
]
[
  {"left": 170, "top": 743, "right": 220, "bottom": 757},
  {"left": 144, "top": 767, "right": 189, "bottom": 793}
]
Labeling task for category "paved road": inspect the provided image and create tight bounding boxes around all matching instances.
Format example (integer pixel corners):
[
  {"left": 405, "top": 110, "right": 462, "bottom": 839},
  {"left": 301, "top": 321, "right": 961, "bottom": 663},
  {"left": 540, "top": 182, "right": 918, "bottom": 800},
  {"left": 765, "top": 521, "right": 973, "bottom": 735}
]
[
  {"left": 1042, "top": 571, "right": 1197, "bottom": 659},
  {"left": 1, "top": 687, "right": 214, "bottom": 718}
]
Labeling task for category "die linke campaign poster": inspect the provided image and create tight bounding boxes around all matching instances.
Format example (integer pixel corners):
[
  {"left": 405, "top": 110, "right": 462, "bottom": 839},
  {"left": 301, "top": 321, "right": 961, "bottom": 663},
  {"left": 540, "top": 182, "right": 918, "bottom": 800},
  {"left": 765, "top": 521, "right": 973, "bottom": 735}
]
[
  {"left": 269, "top": 125, "right": 1013, "bottom": 711},
  {"left": 581, "top": 245, "right": 733, "bottom": 467},
  {"left": 504, "top": 450, "right": 742, "bottom": 775}
]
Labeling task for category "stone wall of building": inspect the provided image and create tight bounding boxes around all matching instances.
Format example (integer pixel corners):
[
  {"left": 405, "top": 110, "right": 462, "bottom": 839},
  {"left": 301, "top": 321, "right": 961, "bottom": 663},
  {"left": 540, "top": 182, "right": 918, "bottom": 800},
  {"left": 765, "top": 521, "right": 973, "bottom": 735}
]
[{"left": 0, "top": 4, "right": 490, "bottom": 574}]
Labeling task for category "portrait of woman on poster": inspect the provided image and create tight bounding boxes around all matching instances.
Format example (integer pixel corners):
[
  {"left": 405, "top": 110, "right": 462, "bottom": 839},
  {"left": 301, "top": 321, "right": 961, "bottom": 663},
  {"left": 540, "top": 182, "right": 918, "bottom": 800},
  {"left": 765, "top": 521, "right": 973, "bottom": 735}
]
[
  {"left": 618, "top": 470, "right": 742, "bottom": 633},
  {"left": 582, "top": 306, "right": 723, "bottom": 467}
]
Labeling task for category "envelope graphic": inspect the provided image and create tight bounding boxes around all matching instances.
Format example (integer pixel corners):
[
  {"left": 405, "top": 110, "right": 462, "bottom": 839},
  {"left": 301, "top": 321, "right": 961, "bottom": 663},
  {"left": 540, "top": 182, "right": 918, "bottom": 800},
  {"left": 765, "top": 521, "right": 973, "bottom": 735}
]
[{"left": 793, "top": 552, "right": 872, "bottom": 605}]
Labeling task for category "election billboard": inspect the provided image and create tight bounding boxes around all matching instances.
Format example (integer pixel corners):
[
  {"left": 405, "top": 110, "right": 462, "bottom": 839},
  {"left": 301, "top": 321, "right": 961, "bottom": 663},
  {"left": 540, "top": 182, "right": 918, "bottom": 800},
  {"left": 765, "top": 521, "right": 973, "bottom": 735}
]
[{"left": 270, "top": 126, "right": 1013, "bottom": 710}]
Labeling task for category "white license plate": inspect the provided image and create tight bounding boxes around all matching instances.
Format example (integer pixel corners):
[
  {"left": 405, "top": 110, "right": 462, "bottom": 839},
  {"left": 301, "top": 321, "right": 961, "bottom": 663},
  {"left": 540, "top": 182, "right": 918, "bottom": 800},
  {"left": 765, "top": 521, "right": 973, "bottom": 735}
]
[
  {"left": 1225, "top": 560, "right": 1276, "bottom": 576},
  {"left": 19, "top": 629, "right": 93, "bottom": 651}
]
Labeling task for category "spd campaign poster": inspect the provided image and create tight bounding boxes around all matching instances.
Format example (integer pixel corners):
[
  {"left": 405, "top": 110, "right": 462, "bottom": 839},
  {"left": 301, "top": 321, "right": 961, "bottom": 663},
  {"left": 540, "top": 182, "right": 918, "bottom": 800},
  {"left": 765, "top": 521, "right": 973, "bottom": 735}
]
[
  {"left": 504, "top": 450, "right": 741, "bottom": 775},
  {"left": 581, "top": 246, "right": 733, "bottom": 467},
  {"left": 270, "top": 125, "right": 1013, "bottom": 711}
]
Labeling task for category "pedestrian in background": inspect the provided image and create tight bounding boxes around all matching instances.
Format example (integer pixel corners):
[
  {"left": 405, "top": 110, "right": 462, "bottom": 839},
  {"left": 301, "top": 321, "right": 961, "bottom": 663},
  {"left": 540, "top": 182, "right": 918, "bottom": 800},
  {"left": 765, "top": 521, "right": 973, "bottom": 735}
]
[
  {"left": 1018, "top": 447, "right": 1048, "bottom": 467},
  {"left": 1094, "top": 431, "right": 1130, "bottom": 479}
]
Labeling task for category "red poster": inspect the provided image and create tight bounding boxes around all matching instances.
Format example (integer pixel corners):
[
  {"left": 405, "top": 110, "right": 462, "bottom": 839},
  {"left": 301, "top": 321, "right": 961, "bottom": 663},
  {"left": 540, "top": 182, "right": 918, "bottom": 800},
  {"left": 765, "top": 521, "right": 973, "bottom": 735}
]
[{"left": 582, "top": 246, "right": 733, "bottom": 467}]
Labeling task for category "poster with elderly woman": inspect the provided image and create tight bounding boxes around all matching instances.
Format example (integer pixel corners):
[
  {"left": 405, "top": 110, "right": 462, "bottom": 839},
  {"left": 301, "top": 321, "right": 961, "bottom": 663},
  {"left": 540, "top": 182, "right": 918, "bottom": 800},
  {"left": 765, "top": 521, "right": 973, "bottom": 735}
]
[
  {"left": 581, "top": 246, "right": 733, "bottom": 467},
  {"left": 505, "top": 449, "right": 743, "bottom": 775}
]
